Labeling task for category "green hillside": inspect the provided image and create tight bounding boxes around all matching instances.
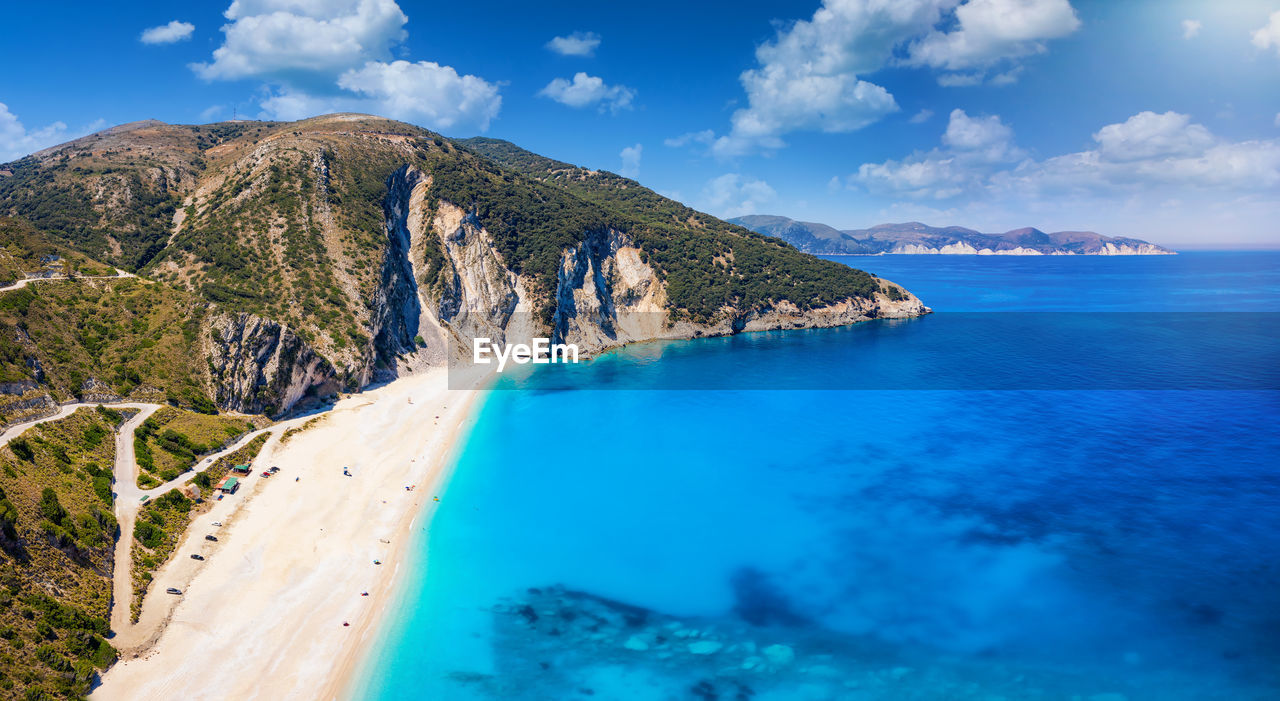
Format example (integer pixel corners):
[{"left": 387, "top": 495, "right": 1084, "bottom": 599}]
[
  {"left": 455, "top": 137, "right": 881, "bottom": 321},
  {"left": 0, "top": 407, "right": 122, "bottom": 699}
]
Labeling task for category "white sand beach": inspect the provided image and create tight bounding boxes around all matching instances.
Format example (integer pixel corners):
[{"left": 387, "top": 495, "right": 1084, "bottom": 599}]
[{"left": 93, "top": 367, "right": 482, "bottom": 700}]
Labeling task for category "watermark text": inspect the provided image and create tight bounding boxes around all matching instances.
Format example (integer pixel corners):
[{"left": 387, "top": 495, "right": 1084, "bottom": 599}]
[{"left": 473, "top": 337, "right": 580, "bottom": 372}]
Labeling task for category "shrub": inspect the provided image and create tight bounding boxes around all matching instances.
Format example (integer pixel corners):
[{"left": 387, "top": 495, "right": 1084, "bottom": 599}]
[{"left": 8, "top": 439, "right": 34, "bottom": 462}]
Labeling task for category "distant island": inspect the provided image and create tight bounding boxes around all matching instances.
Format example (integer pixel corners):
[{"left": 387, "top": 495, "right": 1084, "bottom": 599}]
[{"left": 729, "top": 215, "right": 1176, "bottom": 256}]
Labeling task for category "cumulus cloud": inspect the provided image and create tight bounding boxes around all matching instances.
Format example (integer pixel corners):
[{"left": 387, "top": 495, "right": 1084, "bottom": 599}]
[
  {"left": 0, "top": 104, "right": 104, "bottom": 163},
  {"left": 0, "top": 104, "right": 68, "bottom": 162},
  {"left": 192, "top": 0, "right": 502, "bottom": 132},
  {"left": 942, "top": 109, "right": 1024, "bottom": 161},
  {"left": 193, "top": 0, "right": 407, "bottom": 81},
  {"left": 853, "top": 109, "right": 1280, "bottom": 205},
  {"left": 1252, "top": 11, "right": 1280, "bottom": 57},
  {"left": 538, "top": 73, "right": 634, "bottom": 113},
  {"left": 619, "top": 143, "right": 642, "bottom": 178},
  {"left": 546, "top": 31, "right": 601, "bottom": 57},
  {"left": 685, "top": 0, "right": 1079, "bottom": 158},
  {"left": 855, "top": 109, "right": 1024, "bottom": 199},
  {"left": 336, "top": 61, "right": 501, "bottom": 130},
  {"left": 141, "top": 20, "right": 195, "bottom": 45},
  {"left": 1090, "top": 110, "right": 1213, "bottom": 162},
  {"left": 1181, "top": 19, "right": 1201, "bottom": 40},
  {"left": 1009, "top": 114, "right": 1280, "bottom": 193},
  {"left": 906, "top": 0, "right": 1080, "bottom": 75},
  {"left": 700, "top": 173, "right": 777, "bottom": 218}
]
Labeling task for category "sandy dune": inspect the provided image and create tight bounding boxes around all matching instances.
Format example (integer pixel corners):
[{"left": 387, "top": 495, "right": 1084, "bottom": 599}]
[{"left": 93, "top": 368, "right": 480, "bottom": 700}]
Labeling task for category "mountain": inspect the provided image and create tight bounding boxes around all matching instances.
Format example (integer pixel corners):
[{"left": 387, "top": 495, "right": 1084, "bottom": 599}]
[
  {"left": 729, "top": 215, "right": 1176, "bottom": 256},
  {"left": 0, "top": 115, "right": 926, "bottom": 419}
]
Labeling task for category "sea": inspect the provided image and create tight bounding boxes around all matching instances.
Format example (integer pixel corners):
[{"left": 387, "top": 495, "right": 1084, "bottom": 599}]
[{"left": 353, "top": 252, "right": 1280, "bottom": 700}]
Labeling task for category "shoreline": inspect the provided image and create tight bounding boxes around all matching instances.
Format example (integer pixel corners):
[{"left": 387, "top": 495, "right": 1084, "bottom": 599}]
[
  {"left": 323, "top": 384, "right": 489, "bottom": 700},
  {"left": 91, "top": 367, "right": 486, "bottom": 700}
]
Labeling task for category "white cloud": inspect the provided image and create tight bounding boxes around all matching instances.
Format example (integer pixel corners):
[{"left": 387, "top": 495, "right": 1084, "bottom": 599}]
[
  {"left": 907, "top": 0, "right": 1080, "bottom": 73},
  {"left": 193, "top": 1, "right": 502, "bottom": 132},
  {"left": 855, "top": 109, "right": 1280, "bottom": 205},
  {"left": 538, "top": 73, "right": 634, "bottom": 113},
  {"left": 855, "top": 109, "right": 1023, "bottom": 199},
  {"left": 856, "top": 158, "right": 969, "bottom": 200},
  {"left": 909, "top": 109, "right": 935, "bottom": 124},
  {"left": 1252, "top": 11, "right": 1280, "bottom": 57},
  {"left": 193, "top": 0, "right": 407, "bottom": 81},
  {"left": 141, "top": 20, "right": 195, "bottom": 45},
  {"left": 1181, "top": 19, "right": 1201, "bottom": 40},
  {"left": 0, "top": 103, "right": 70, "bottom": 162},
  {"left": 619, "top": 143, "right": 642, "bottom": 178},
  {"left": 336, "top": 61, "right": 501, "bottom": 130},
  {"left": 700, "top": 174, "right": 777, "bottom": 218},
  {"left": 664, "top": 130, "right": 715, "bottom": 148},
  {"left": 686, "top": 0, "right": 1079, "bottom": 158},
  {"left": 942, "top": 109, "right": 1025, "bottom": 161},
  {"left": 200, "top": 105, "right": 226, "bottom": 122},
  {"left": 1090, "top": 111, "right": 1213, "bottom": 162},
  {"left": 546, "top": 32, "right": 601, "bottom": 57},
  {"left": 1011, "top": 133, "right": 1280, "bottom": 194},
  {"left": 839, "top": 109, "right": 1280, "bottom": 244}
]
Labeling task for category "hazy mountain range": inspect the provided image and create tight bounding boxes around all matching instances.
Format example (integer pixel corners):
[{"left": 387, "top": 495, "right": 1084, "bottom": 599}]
[{"left": 729, "top": 215, "right": 1175, "bottom": 256}]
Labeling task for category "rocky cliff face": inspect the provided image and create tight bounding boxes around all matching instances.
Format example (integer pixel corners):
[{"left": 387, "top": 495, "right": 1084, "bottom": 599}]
[
  {"left": 204, "top": 312, "right": 341, "bottom": 415},
  {"left": 366, "top": 169, "right": 929, "bottom": 364}
]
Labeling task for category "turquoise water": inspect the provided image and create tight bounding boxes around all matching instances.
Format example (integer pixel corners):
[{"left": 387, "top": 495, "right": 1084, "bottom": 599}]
[{"left": 356, "top": 253, "right": 1280, "bottom": 700}]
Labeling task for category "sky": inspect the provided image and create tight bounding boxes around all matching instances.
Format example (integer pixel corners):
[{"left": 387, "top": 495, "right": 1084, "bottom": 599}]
[{"left": 1, "top": 0, "right": 1279, "bottom": 247}]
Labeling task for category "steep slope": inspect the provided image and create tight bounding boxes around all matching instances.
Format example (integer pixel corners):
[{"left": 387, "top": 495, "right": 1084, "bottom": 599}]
[
  {"left": 454, "top": 137, "right": 923, "bottom": 323},
  {"left": 0, "top": 115, "right": 928, "bottom": 418},
  {"left": 0, "top": 407, "right": 122, "bottom": 699},
  {"left": 731, "top": 215, "right": 1176, "bottom": 255}
]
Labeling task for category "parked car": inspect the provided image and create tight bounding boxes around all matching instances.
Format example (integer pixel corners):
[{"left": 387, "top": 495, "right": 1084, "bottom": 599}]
[
  {"left": 261, "top": 471, "right": 272, "bottom": 478},
  {"left": 269, "top": 466, "right": 280, "bottom": 474},
  {"left": 211, "top": 521, "right": 222, "bottom": 527},
  {"left": 166, "top": 588, "right": 182, "bottom": 595},
  {"left": 205, "top": 535, "right": 218, "bottom": 542},
  {"left": 190, "top": 554, "right": 204, "bottom": 561}
]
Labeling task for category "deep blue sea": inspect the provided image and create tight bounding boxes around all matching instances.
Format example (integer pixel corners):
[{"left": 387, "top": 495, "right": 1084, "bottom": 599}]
[{"left": 355, "top": 252, "right": 1280, "bottom": 700}]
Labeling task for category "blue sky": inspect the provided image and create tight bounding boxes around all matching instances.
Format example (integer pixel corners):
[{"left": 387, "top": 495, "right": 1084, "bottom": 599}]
[{"left": 2, "top": 0, "right": 1279, "bottom": 246}]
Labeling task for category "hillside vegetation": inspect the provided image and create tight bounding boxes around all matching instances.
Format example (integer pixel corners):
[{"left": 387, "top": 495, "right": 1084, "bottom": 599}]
[
  {"left": 0, "top": 114, "right": 915, "bottom": 418},
  {"left": 0, "top": 277, "right": 211, "bottom": 408},
  {"left": 0, "top": 407, "right": 123, "bottom": 699},
  {"left": 132, "top": 408, "right": 254, "bottom": 488},
  {"left": 455, "top": 138, "right": 881, "bottom": 321}
]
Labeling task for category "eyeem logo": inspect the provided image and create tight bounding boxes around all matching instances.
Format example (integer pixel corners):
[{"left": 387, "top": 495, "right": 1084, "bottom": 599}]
[{"left": 473, "top": 338, "right": 580, "bottom": 372}]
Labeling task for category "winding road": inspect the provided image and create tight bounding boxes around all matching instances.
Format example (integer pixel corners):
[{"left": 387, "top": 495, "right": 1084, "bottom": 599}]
[
  {"left": 0, "top": 269, "right": 137, "bottom": 293},
  {"left": 0, "top": 401, "right": 289, "bottom": 649}
]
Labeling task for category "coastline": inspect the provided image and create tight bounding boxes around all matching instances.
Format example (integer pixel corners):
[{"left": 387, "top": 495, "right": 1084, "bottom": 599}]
[
  {"left": 91, "top": 367, "right": 486, "bottom": 700},
  {"left": 325, "top": 385, "right": 489, "bottom": 701}
]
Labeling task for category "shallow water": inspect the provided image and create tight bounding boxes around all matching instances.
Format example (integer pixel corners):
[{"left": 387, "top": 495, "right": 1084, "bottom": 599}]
[{"left": 356, "top": 253, "right": 1280, "bottom": 700}]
